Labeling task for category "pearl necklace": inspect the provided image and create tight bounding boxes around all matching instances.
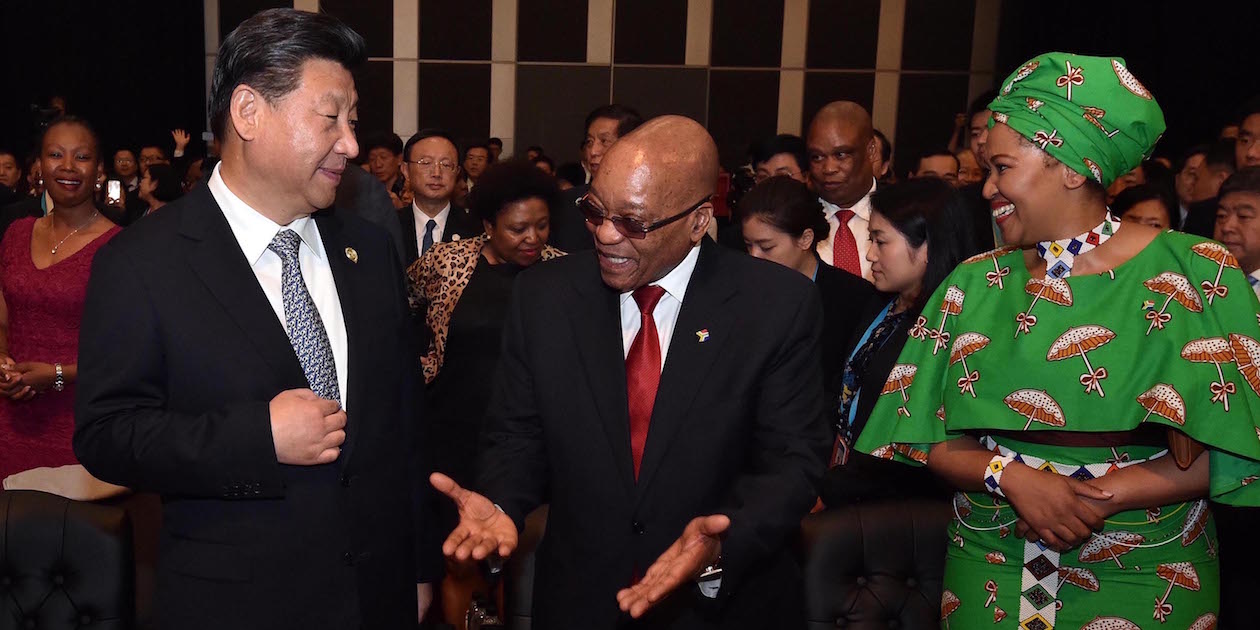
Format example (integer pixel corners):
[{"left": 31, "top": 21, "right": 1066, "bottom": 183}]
[{"left": 49, "top": 210, "right": 100, "bottom": 255}]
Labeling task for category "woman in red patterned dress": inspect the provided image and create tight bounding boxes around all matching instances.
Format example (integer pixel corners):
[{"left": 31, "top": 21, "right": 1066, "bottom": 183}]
[{"left": 0, "top": 116, "right": 124, "bottom": 499}]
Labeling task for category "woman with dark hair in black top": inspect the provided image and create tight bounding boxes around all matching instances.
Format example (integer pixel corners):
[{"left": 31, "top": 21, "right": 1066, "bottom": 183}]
[
  {"left": 735, "top": 175, "right": 877, "bottom": 407},
  {"left": 820, "top": 177, "right": 980, "bottom": 506}
]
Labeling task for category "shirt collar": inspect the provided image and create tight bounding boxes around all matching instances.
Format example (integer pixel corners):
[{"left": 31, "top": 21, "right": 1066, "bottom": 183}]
[
  {"left": 620, "top": 243, "right": 702, "bottom": 306},
  {"left": 208, "top": 162, "right": 323, "bottom": 266},
  {"left": 819, "top": 177, "right": 876, "bottom": 220},
  {"left": 413, "top": 201, "right": 452, "bottom": 225}
]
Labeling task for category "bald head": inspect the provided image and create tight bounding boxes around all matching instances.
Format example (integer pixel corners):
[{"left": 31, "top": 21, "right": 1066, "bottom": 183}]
[
  {"left": 810, "top": 101, "right": 873, "bottom": 141},
  {"left": 807, "top": 101, "right": 878, "bottom": 207},
  {"left": 589, "top": 115, "right": 717, "bottom": 292},
  {"left": 599, "top": 115, "right": 720, "bottom": 207}
]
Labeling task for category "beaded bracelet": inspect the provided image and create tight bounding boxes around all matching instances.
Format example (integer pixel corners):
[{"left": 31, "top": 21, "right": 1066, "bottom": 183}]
[{"left": 983, "top": 454, "right": 1016, "bottom": 498}]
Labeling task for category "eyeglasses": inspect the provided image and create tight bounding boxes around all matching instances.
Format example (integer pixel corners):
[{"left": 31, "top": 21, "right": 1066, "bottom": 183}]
[
  {"left": 577, "top": 194, "right": 711, "bottom": 239},
  {"left": 405, "top": 157, "right": 457, "bottom": 173}
]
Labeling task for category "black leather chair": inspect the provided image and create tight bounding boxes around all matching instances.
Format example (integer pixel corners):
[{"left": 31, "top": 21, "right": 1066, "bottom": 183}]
[
  {"left": 0, "top": 490, "right": 134, "bottom": 629},
  {"left": 800, "top": 499, "right": 950, "bottom": 630},
  {"left": 502, "top": 499, "right": 951, "bottom": 630}
]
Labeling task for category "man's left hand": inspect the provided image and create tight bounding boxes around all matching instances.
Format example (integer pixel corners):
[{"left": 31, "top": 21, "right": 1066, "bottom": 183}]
[
  {"left": 417, "top": 583, "right": 433, "bottom": 623},
  {"left": 616, "top": 514, "right": 729, "bottom": 619}
]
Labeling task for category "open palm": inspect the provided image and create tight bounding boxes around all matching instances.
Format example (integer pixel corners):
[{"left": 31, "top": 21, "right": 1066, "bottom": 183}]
[{"left": 430, "top": 472, "right": 519, "bottom": 561}]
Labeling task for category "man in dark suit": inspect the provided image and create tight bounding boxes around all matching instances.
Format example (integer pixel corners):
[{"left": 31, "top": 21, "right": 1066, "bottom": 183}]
[
  {"left": 334, "top": 160, "right": 407, "bottom": 267},
  {"left": 73, "top": 9, "right": 436, "bottom": 629},
  {"left": 432, "top": 116, "right": 829, "bottom": 629},
  {"left": 396, "top": 128, "right": 481, "bottom": 269},
  {"left": 549, "top": 104, "right": 643, "bottom": 253}
]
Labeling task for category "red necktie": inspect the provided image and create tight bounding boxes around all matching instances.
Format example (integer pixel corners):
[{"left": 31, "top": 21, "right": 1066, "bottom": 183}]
[
  {"left": 626, "top": 285, "right": 667, "bottom": 480},
  {"left": 833, "top": 209, "right": 861, "bottom": 276}
]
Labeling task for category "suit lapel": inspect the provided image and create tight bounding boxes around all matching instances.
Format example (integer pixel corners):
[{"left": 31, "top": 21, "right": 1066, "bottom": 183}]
[
  {"left": 635, "top": 242, "right": 736, "bottom": 500},
  {"left": 180, "top": 187, "right": 306, "bottom": 389},
  {"left": 315, "top": 211, "right": 369, "bottom": 467},
  {"left": 568, "top": 255, "right": 636, "bottom": 496},
  {"left": 399, "top": 208, "right": 419, "bottom": 264}
]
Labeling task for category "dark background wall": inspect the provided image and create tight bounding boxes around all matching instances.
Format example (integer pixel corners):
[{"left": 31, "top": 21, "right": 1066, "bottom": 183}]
[
  {"left": 0, "top": 0, "right": 208, "bottom": 162},
  {"left": 996, "top": 1, "right": 1260, "bottom": 161},
  {"left": 2, "top": 0, "right": 1256, "bottom": 175}
]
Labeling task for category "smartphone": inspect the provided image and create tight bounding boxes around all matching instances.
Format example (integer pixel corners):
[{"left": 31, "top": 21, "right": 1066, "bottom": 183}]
[{"left": 106, "top": 179, "right": 122, "bottom": 206}]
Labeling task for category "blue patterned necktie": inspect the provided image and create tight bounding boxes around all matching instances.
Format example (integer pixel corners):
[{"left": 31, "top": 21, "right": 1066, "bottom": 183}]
[
  {"left": 268, "top": 229, "right": 340, "bottom": 401},
  {"left": 421, "top": 219, "right": 437, "bottom": 256}
]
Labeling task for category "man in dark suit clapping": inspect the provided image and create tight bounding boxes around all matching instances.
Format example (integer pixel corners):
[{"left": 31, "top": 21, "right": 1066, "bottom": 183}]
[
  {"left": 74, "top": 9, "right": 437, "bottom": 629},
  {"left": 432, "top": 116, "right": 829, "bottom": 629}
]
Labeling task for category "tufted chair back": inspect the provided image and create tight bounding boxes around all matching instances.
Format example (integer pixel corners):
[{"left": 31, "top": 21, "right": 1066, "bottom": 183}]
[
  {"left": 0, "top": 490, "right": 133, "bottom": 630},
  {"left": 800, "top": 498, "right": 951, "bottom": 630}
]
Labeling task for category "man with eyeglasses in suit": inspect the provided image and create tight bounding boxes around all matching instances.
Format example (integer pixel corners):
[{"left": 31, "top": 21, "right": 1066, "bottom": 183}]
[{"left": 397, "top": 129, "right": 482, "bottom": 269}]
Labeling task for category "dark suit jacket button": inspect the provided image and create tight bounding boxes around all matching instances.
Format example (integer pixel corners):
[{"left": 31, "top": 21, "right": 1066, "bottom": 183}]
[
  {"left": 631, "top": 521, "right": 645, "bottom": 535},
  {"left": 340, "top": 474, "right": 351, "bottom": 487},
  {"left": 887, "top": 620, "right": 899, "bottom": 629},
  {"left": 52, "top": 574, "right": 64, "bottom": 585},
  {"left": 23, "top": 619, "right": 34, "bottom": 629},
  {"left": 905, "top": 577, "right": 917, "bottom": 588},
  {"left": 343, "top": 552, "right": 355, "bottom": 566},
  {"left": 855, "top": 576, "right": 868, "bottom": 587}
]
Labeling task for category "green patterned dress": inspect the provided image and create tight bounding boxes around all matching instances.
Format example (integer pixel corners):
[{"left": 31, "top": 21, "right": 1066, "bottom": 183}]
[{"left": 855, "top": 230, "right": 1260, "bottom": 630}]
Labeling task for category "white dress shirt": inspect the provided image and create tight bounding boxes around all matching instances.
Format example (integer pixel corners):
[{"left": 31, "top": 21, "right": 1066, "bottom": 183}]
[
  {"left": 412, "top": 201, "right": 452, "bottom": 255},
  {"left": 815, "top": 177, "right": 876, "bottom": 281},
  {"left": 619, "top": 245, "right": 702, "bottom": 365},
  {"left": 208, "top": 163, "right": 350, "bottom": 410},
  {"left": 615, "top": 244, "right": 717, "bottom": 596}
]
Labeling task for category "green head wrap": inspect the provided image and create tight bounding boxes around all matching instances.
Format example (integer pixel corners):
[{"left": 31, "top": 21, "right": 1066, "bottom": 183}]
[{"left": 987, "top": 52, "right": 1166, "bottom": 188}]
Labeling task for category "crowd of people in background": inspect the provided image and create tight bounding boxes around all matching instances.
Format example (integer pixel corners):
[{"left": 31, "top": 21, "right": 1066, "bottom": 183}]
[{"left": 3, "top": 10, "right": 1260, "bottom": 628}]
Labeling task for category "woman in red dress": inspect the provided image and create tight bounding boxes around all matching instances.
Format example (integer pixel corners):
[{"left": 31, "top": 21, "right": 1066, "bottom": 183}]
[{"left": 0, "top": 116, "right": 123, "bottom": 499}]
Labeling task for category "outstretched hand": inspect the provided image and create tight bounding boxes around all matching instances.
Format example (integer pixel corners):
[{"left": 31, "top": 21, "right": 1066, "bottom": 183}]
[
  {"left": 430, "top": 472, "right": 518, "bottom": 562},
  {"left": 616, "top": 514, "right": 729, "bottom": 619}
]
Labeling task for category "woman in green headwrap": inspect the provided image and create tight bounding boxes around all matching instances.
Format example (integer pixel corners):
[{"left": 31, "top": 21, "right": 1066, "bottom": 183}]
[{"left": 856, "top": 52, "right": 1260, "bottom": 629}]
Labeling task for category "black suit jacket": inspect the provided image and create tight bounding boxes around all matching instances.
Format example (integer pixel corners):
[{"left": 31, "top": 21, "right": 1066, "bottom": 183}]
[
  {"left": 1181, "top": 196, "right": 1218, "bottom": 239},
  {"left": 814, "top": 259, "right": 877, "bottom": 405},
  {"left": 74, "top": 185, "right": 434, "bottom": 630},
  {"left": 333, "top": 165, "right": 408, "bottom": 267},
  {"left": 396, "top": 203, "right": 481, "bottom": 268},
  {"left": 478, "top": 240, "right": 829, "bottom": 629},
  {"left": 818, "top": 298, "right": 950, "bottom": 506},
  {"left": 547, "top": 183, "right": 594, "bottom": 253}
]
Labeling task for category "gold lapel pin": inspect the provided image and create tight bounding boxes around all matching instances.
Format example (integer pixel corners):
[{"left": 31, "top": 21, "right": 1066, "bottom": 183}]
[{"left": 345, "top": 247, "right": 358, "bottom": 263}]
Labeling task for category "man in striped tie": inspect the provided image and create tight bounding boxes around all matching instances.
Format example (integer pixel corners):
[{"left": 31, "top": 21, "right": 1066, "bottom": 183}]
[
  {"left": 430, "top": 115, "right": 829, "bottom": 629},
  {"left": 74, "top": 9, "right": 437, "bottom": 629}
]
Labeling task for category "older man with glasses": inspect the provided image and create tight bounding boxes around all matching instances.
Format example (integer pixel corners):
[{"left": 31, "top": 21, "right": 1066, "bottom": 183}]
[{"left": 431, "top": 115, "right": 828, "bottom": 629}]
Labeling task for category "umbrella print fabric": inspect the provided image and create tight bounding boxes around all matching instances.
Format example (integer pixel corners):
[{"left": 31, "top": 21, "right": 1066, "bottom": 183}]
[
  {"left": 880, "top": 364, "right": 918, "bottom": 417},
  {"left": 1046, "top": 325, "right": 1116, "bottom": 397},
  {"left": 950, "top": 332, "right": 991, "bottom": 397},
  {"left": 1016, "top": 277, "right": 1073, "bottom": 336},
  {"left": 1137, "top": 383, "right": 1187, "bottom": 425},
  {"left": 1153, "top": 562, "right": 1201, "bottom": 622},
  {"left": 853, "top": 230, "right": 1260, "bottom": 629},
  {"left": 1143, "top": 272, "right": 1204, "bottom": 334},
  {"left": 1191, "top": 242, "right": 1239, "bottom": 305},
  {"left": 1181, "top": 338, "right": 1238, "bottom": 411},
  {"left": 1004, "top": 389, "right": 1066, "bottom": 430},
  {"left": 963, "top": 245, "right": 1020, "bottom": 289},
  {"left": 929, "top": 286, "right": 966, "bottom": 355}
]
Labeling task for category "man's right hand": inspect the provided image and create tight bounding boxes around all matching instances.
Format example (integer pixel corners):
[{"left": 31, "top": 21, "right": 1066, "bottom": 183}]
[
  {"left": 270, "top": 388, "right": 345, "bottom": 465},
  {"left": 430, "top": 472, "right": 518, "bottom": 562}
]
